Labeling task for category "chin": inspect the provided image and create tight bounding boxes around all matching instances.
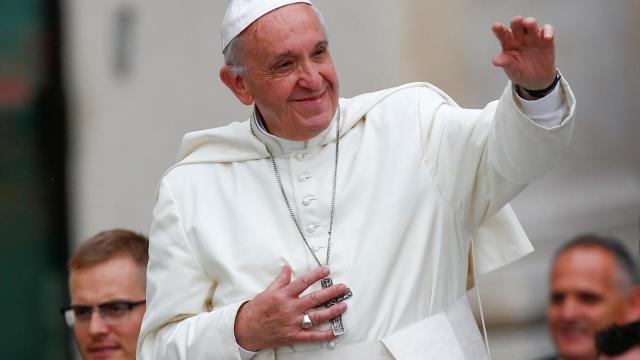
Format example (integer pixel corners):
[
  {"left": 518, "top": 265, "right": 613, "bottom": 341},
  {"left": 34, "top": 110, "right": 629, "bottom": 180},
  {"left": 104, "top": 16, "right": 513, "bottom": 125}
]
[
  {"left": 558, "top": 345, "right": 595, "bottom": 360},
  {"left": 83, "top": 348, "right": 125, "bottom": 360},
  {"left": 296, "top": 115, "right": 332, "bottom": 138}
]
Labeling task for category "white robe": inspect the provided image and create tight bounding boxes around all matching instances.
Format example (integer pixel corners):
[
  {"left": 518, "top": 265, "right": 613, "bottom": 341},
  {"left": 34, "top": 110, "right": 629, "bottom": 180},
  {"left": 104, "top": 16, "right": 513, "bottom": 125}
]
[{"left": 137, "top": 81, "right": 576, "bottom": 359}]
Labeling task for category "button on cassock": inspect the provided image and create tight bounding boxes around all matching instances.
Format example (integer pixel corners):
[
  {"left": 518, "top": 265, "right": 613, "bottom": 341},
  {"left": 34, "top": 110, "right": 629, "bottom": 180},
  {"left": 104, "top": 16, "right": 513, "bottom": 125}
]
[
  {"left": 302, "top": 195, "right": 316, "bottom": 206},
  {"left": 295, "top": 153, "right": 305, "bottom": 161},
  {"left": 306, "top": 224, "right": 319, "bottom": 233},
  {"left": 298, "top": 173, "right": 312, "bottom": 182}
]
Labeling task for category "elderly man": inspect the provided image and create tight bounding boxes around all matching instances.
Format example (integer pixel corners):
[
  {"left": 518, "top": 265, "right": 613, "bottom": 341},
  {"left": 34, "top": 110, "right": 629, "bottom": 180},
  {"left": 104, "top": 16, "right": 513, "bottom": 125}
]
[
  {"left": 546, "top": 234, "right": 640, "bottom": 360},
  {"left": 62, "top": 229, "right": 149, "bottom": 360},
  {"left": 138, "top": 0, "right": 575, "bottom": 359}
]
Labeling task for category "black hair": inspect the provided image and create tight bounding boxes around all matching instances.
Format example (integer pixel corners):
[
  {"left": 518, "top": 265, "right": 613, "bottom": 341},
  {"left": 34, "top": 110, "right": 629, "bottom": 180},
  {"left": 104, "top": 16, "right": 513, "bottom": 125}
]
[{"left": 554, "top": 233, "right": 640, "bottom": 286}]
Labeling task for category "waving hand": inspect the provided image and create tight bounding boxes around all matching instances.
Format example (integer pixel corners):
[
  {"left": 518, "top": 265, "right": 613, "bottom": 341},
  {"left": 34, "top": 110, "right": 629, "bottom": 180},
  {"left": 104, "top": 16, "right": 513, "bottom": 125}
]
[{"left": 492, "top": 16, "right": 557, "bottom": 91}]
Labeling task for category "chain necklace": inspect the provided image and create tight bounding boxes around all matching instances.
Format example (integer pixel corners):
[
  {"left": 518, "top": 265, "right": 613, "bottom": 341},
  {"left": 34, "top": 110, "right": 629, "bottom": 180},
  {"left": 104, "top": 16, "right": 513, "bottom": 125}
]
[
  {"left": 268, "top": 113, "right": 340, "bottom": 268},
  {"left": 252, "top": 108, "right": 352, "bottom": 336}
]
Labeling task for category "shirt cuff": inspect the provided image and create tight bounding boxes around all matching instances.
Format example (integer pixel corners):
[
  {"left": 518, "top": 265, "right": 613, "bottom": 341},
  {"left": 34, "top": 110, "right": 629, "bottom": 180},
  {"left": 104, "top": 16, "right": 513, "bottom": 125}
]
[
  {"left": 238, "top": 344, "right": 258, "bottom": 360},
  {"left": 512, "top": 81, "right": 567, "bottom": 129}
]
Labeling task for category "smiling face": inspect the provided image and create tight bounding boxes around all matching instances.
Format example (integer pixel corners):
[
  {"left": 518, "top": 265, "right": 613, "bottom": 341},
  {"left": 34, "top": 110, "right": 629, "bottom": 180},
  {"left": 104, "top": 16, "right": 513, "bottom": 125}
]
[
  {"left": 69, "top": 256, "right": 146, "bottom": 360},
  {"left": 548, "top": 246, "right": 634, "bottom": 360},
  {"left": 220, "top": 4, "right": 339, "bottom": 141}
]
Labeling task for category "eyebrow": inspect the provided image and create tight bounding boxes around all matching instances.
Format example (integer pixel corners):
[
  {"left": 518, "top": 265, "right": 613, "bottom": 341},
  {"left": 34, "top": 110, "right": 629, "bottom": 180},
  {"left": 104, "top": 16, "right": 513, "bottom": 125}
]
[
  {"left": 269, "top": 40, "right": 329, "bottom": 65},
  {"left": 70, "top": 299, "right": 133, "bottom": 306}
]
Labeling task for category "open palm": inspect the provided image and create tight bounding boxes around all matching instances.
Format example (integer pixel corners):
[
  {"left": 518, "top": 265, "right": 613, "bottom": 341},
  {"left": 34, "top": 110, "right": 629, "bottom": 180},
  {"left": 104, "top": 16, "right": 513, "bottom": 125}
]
[{"left": 492, "top": 16, "right": 557, "bottom": 90}]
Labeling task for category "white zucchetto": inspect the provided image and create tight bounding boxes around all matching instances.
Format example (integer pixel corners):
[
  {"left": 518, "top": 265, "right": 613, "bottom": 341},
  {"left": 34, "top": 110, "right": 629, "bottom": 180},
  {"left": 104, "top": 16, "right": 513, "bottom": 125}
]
[{"left": 221, "top": 0, "right": 312, "bottom": 52}]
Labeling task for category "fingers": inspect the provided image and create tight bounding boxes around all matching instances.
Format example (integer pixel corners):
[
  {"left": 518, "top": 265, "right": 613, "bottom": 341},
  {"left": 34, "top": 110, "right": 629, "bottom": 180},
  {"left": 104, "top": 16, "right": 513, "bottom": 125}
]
[
  {"left": 491, "top": 23, "right": 510, "bottom": 46},
  {"left": 266, "top": 265, "right": 292, "bottom": 291},
  {"left": 294, "top": 303, "right": 348, "bottom": 342},
  {"left": 306, "top": 302, "right": 347, "bottom": 328},
  {"left": 493, "top": 16, "right": 541, "bottom": 45},
  {"left": 296, "top": 328, "right": 336, "bottom": 343},
  {"left": 285, "top": 266, "right": 330, "bottom": 296},
  {"left": 522, "top": 16, "right": 539, "bottom": 34},
  {"left": 510, "top": 16, "right": 525, "bottom": 36},
  {"left": 542, "top": 23, "right": 554, "bottom": 41},
  {"left": 492, "top": 53, "right": 513, "bottom": 68},
  {"left": 299, "top": 283, "right": 348, "bottom": 310},
  {"left": 495, "top": 16, "right": 554, "bottom": 50},
  {"left": 511, "top": 16, "right": 552, "bottom": 41}
]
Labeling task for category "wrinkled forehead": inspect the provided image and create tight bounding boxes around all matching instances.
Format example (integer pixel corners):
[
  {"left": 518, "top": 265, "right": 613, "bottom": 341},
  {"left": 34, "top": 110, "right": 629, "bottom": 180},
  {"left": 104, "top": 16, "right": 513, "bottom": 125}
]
[{"left": 551, "top": 247, "right": 623, "bottom": 289}]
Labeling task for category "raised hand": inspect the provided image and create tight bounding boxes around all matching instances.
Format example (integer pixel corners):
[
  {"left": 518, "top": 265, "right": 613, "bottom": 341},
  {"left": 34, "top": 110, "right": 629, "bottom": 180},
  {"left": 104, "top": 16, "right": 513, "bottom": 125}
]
[
  {"left": 233, "top": 265, "right": 349, "bottom": 351},
  {"left": 492, "top": 16, "right": 557, "bottom": 91}
]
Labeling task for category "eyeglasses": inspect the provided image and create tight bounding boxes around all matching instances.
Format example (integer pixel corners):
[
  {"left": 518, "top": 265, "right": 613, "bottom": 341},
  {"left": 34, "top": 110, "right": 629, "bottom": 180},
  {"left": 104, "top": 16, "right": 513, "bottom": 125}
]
[{"left": 60, "top": 300, "right": 146, "bottom": 328}]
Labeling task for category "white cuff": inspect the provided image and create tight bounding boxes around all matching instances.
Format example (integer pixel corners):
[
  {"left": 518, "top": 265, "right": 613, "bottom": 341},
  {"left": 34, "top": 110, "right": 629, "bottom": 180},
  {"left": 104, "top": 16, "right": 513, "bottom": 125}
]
[
  {"left": 238, "top": 344, "right": 258, "bottom": 360},
  {"left": 513, "top": 81, "right": 568, "bottom": 129}
]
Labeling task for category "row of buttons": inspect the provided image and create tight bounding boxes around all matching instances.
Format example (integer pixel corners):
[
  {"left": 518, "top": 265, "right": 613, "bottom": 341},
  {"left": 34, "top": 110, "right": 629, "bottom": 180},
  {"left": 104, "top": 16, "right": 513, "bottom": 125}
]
[
  {"left": 295, "top": 152, "right": 319, "bottom": 233},
  {"left": 294, "top": 148, "right": 339, "bottom": 344}
]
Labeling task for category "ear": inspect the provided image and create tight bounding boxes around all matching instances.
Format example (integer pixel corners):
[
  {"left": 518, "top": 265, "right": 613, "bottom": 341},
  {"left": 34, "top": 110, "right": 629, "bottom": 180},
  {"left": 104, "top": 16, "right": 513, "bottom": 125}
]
[
  {"left": 625, "top": 286, "right": 640, "bottom": 320},
  {"left": 220, "top": 65, "right": 254, "bottom": 106}
]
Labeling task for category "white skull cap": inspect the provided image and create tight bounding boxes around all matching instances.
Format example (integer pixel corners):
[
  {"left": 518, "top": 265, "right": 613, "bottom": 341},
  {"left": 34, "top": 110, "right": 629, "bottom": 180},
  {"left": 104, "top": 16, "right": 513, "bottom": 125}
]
[{"left": 221, "top": 0, "right": 313, "bottom": 52}]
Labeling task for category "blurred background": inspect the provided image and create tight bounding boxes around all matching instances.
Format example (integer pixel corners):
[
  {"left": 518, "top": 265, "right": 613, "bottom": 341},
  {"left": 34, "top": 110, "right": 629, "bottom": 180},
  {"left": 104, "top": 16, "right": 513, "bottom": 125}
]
[{"left": 1, "top": 0, "right": 638, "bottom": 359}]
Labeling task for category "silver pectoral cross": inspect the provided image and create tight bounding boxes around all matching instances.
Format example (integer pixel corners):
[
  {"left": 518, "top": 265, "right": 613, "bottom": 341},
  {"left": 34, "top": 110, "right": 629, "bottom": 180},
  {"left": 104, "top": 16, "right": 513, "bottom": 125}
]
[{"left": 320, "top": 277, "right": 353, "bottom": 336}]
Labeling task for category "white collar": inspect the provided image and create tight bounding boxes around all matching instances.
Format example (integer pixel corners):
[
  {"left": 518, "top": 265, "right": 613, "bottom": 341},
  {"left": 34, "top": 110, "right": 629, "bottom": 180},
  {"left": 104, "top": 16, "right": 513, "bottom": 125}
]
[{"left": 250, "top": 108, "right": 337, "bottom": 156}]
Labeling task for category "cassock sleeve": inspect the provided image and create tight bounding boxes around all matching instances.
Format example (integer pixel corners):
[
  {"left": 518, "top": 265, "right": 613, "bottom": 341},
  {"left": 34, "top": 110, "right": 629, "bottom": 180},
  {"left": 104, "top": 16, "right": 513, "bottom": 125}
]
[
  {"left": 419, "top": 78, "right": 575, "bottom": 258},
  {"left": 137, "top": 177, "right": 245, "bottom": 360}
]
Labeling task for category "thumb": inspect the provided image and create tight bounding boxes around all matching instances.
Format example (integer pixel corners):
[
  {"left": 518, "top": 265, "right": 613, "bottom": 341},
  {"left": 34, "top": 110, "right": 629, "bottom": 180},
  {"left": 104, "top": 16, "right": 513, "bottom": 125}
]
[
  {"left": 492, "top": 53, "right": 513, "bottom": 68},
  {"left": 266, "top": 265, "right": 292, "bottom": 291}
]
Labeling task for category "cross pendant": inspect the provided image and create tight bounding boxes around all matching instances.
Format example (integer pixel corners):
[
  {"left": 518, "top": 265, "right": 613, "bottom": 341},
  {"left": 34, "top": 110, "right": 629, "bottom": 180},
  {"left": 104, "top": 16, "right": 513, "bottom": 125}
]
[{"left": 320, "top": 277, "right": 353, "bottom": 336}]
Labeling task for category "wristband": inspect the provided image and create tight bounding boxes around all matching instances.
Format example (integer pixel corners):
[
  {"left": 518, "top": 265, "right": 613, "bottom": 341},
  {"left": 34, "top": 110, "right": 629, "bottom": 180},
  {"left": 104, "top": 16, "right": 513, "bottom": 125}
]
[{"left": 521, "top": 73, "right": 561, "bottom": 99}]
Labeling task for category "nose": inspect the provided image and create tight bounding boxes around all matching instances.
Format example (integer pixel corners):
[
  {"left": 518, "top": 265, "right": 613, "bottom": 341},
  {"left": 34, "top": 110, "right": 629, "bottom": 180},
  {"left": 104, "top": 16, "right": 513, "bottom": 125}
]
[
  {"left": 297, "top": 60, "right": 323, "bottom": 90},
  {"left": 87, "top": 310, "right": 109, "bottom": 336},
  {"left": 557, "top": 297, "right": 579, "bottom": 320}
]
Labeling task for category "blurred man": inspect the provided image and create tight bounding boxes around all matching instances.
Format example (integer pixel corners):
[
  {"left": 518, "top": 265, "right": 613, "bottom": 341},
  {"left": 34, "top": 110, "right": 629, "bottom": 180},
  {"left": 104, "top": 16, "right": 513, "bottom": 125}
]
[
  {"left": 547, "top": 234, "right": 640, "bottom": 360},
  {"left": 62, "top": 229, "right": 148, "bottom": 360},
  {"left": 139, "top": 1, "right": 575, "bottom": 358}
]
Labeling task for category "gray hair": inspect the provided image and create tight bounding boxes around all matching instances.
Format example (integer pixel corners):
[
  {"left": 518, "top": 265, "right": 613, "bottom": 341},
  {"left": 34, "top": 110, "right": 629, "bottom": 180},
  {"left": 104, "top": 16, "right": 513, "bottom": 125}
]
[
  {"left": 223, "top": 5, "right": 329, "bottom": 77},
  {"left": 554, "top": 233, "right": 640, "bottom": 290}
]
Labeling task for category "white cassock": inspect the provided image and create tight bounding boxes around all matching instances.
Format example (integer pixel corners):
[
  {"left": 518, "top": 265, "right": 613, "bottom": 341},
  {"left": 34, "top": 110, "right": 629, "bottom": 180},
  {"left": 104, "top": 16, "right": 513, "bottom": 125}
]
[{"left": 137, "top": 80, "right": 575, "bottom": 359}]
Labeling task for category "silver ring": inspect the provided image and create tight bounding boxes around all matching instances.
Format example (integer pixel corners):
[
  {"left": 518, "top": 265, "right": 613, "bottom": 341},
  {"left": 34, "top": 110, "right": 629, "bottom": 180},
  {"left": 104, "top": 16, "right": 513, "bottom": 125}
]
[{"left": 301, "top": 313, "right": 313, "bottom": 329}]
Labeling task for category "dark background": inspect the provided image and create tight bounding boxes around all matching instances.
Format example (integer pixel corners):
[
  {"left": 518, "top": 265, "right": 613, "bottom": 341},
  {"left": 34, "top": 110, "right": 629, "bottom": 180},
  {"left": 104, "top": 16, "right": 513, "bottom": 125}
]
[{"left": 0, "top": 0, "right": 70, "bottom": 358}]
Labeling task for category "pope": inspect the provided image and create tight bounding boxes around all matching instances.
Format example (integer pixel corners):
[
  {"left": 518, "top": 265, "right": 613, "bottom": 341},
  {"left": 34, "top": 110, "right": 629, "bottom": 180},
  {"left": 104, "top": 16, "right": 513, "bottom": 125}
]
[{"left": 138, "top": 1, "right": 576, "bottom": 359}]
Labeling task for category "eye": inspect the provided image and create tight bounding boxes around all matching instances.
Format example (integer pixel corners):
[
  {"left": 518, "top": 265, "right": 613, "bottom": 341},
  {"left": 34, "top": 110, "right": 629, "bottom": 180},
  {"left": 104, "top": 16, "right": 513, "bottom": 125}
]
[
  {"left": 101, "top": 302, "right": 129, "bottom": 318},
  {"left": 577, "top": 292, "right": 602, "bottom": 305},
  {"left": 313, "top": 48, "right": 326, "bottom": 57},
  {"left": 550, "top": 292, "right": 565, "bottom": 304},
  {"left": 274, "top": 60, "right": 293, "bottom": 71},
  {"left": 73, "top": 306, "right": 93, "bottom": 320}
]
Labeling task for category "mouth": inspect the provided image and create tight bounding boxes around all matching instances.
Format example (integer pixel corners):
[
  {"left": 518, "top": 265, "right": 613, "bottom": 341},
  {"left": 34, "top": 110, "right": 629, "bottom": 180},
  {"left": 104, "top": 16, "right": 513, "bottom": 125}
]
[
  {"left": 292, "top": 90, "right": 326, "bottom": 103},
  {"left": 556, "top": 324, "right": 591, "bottom": 341},
  {"left": 87, "top": 344, "right": 120, "bottom": 358}
]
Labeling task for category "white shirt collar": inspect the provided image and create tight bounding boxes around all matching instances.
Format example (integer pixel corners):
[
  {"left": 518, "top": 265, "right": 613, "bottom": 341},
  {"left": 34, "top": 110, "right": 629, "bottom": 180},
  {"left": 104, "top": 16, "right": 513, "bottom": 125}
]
[{"left": 250, "top": 107, "right": 337, "bottom": 156}]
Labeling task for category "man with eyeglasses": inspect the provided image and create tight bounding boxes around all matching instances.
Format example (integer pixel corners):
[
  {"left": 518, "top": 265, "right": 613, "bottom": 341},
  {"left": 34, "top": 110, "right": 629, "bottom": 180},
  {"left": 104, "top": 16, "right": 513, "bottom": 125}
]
[{"left": 62, "top": 229, "right": 148, "bottom": 360}]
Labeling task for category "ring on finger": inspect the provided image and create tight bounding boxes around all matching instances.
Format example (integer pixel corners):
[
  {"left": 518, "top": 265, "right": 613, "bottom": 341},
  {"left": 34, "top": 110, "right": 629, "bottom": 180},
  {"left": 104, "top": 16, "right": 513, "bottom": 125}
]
[{"left": 301, "top": 313, "right": 313, "bottom": 329}]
